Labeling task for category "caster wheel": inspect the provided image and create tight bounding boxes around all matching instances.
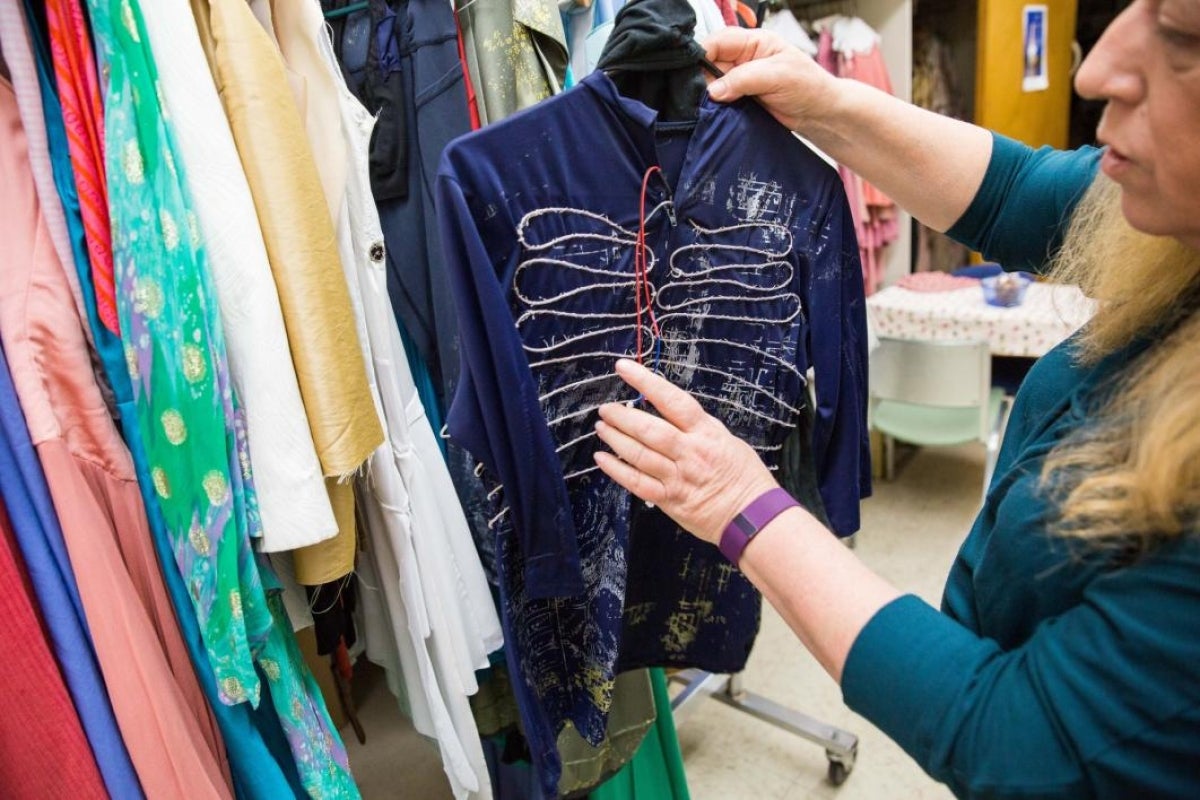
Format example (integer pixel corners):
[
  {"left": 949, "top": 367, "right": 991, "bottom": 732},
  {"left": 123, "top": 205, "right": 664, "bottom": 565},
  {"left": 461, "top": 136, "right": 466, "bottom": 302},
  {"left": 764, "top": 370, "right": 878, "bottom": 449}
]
[{"left": 827, "top": 759, "right": 849, "bottom": 786}]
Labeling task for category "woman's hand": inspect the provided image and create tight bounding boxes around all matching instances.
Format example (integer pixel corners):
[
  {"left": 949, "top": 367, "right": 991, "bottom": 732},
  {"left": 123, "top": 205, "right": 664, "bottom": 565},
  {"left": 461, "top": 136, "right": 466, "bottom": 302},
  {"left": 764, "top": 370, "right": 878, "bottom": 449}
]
[
  {"left": 703, "top": 27, "right": 841, "bottom": 134},
  {"left": 593, "top": 359, "right": 780, "bottom": 546}
]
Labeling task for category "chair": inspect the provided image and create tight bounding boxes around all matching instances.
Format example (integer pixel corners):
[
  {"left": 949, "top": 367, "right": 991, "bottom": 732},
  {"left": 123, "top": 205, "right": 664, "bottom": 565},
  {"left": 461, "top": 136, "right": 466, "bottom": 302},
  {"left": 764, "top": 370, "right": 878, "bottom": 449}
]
[{"left": 869, "top": 337, "right": 1011, "bottom": 500}]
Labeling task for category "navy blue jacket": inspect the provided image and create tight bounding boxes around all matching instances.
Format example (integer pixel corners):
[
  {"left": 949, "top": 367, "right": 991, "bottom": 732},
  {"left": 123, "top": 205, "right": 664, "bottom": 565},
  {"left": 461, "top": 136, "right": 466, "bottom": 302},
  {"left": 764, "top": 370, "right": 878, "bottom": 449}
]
[{"left": 437, "top": 70, "right": 869, "bottom": 793}]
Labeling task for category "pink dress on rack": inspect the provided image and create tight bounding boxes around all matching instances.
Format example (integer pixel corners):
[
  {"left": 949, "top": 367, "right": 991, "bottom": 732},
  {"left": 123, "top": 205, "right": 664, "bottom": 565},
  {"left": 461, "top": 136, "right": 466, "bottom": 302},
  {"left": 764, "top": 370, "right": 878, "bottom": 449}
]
[
  {"left": 0, "top": 79, "right": 234, "bottom": 800},
  {"left": 817, "top": 27, "right": 899, "bottom": 296}
]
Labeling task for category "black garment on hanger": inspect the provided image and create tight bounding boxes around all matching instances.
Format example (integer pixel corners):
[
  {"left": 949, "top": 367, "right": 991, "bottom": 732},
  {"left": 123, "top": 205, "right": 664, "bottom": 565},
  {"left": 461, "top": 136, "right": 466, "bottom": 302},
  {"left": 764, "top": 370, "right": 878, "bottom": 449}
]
[{"left": 596, "top": 0, "right": 708, "bottom": 122}]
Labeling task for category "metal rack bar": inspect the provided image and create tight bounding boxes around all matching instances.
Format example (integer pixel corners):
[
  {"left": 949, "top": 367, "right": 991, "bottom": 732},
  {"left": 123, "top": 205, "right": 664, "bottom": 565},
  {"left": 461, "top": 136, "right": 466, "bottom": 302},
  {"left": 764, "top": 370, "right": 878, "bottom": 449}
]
[{"left": 669, "top": 669, "right": 859, "bottom": 785}]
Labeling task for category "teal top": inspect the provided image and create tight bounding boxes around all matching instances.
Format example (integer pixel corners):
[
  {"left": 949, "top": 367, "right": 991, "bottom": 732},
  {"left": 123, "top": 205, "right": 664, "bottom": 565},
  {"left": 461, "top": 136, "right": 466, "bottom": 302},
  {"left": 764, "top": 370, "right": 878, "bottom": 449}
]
[{"left": 842, "top": 134, "right": 1200, "bottom": 798}]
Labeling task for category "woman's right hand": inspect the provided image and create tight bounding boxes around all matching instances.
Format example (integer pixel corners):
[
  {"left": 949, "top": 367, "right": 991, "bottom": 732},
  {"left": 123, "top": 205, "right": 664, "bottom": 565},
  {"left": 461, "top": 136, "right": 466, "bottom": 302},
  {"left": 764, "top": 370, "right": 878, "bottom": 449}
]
[{"left": 704, "top": 28, "right": 841, "bottom": 134}]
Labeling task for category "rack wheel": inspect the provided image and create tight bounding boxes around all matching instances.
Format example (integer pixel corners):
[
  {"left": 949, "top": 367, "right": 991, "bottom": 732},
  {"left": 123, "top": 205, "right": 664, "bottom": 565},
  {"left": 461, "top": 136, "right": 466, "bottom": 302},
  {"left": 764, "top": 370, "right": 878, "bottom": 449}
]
[{"left": 827, "top": 759, "right": 849, "bottom": 786}]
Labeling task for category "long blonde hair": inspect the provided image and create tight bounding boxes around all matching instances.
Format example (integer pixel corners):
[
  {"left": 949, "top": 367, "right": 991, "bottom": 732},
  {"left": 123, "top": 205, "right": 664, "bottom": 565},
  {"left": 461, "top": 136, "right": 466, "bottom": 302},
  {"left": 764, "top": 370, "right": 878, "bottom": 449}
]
[{"left": 1043, "top": 176, "right": 1200, "bottom": 548}]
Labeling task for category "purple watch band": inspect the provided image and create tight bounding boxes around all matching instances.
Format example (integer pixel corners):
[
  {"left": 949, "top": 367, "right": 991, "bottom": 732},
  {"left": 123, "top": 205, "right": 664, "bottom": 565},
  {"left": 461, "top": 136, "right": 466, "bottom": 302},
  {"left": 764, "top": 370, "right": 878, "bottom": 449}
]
[{"left": 718, "top": 487, "right": 799, "bottom": 565}]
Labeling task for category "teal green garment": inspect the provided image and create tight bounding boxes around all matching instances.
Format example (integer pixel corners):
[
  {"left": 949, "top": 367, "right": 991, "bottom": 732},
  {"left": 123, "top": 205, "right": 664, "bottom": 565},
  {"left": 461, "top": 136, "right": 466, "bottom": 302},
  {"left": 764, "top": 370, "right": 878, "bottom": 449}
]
[
  {"left": 946, "top": 133, "right": 1101, "bottom": 272},
  {"left": 843, "top": 136, "right": 1200, "bottom": 798},
  {"left": 22, "top": 8, "right": 305, "bottom": 796},
  {"left": 89, "top": 0, "right": 358, "bottom": 796},
  {"left": 590, "top": 669, "right": 690, "bottom": 800}
]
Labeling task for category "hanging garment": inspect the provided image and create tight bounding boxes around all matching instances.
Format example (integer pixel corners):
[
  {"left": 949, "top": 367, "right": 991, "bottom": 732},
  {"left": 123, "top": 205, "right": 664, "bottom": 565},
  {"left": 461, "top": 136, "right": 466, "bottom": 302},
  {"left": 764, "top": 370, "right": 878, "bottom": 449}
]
[
  {"left": 0, "top": 341, "right": 143, "bottom": 799},
  {"left": 815, "top": 23, "right": 898, "bottom": 295},
  {"left": 0, "top": 4, "right": 97, "bottom": 357},
  {"left": 307, "top": 16, "right": 504, "bottom": 796},
  {"left": 21, "top": 0, "right": 116, "bottom": 419},
  {"left": 86, "top": 1, "right": 358, "bottom": 796},
  {"left": 455, "top": 0, "right": 569, "bottom": 126},
  {"left": 15, "top": 6, "right": 314, "bottom": 798},
  {"left": 437, "top": 67, "right": 869, "bottom": 793},
  {"left": 0, "top": 75, "right": 235, "bottom": 800},
  {"left": 911, "top": 28, "right": 969, "bottom": 273},
  {"left": 325, "top": 0, "right": 500, "bottom": 585},
  {"left": 0, "top": 497, "right": 108, "bottom": 800},
  {"left": 44, "top": 0, "right": 118, "bottom": 334},
  {"left": 761, "top": 8, "right": 817, "bottom": 55},
  {"left": 261, "top": 0, "right": 367, "bottom": 592},
  {"left": 136, "top": 0, "right": 336, "bottom": 558},
  {"left": 589, "top": 669, "right": 690, "bottom": 800},
  {"left": 190, "top": 0, "right": 384, "bottom": 584},
  {"left": 471, "top": 662, "right": 657, "bottom": 798}
]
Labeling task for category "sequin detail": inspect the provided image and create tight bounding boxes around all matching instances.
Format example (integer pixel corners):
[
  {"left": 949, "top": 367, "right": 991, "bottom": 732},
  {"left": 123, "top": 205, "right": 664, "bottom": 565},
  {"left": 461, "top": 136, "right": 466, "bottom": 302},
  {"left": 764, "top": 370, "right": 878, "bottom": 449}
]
[
  {"left": 261, "top": 658, "right": 281, "bottom": 682},
  {"left": 121, "top": 137, "right": 144, "bottom": 183},
  {"left": 202, "top": 470, "right": 229, "bottom": 506},
  {"left": 133, "top": 277, "right": 164, "bottom": 318},
  {"left": 151, "top": 466, "right": 170, "bottom": 499},
  {"left": 188, "top": 519, "right": 211, "bottom": 556},
  {"left": 161, "top": 408, "right": 187, "bottom": 444},
  {"left": 182, "top": 343, "right": 206, "bottom": 383},
  {"left": 160, "top": 208, "right": 179, "bottom": 251},
  {"left": 221, "top": 677, "right": 247, "bottom": 704}
]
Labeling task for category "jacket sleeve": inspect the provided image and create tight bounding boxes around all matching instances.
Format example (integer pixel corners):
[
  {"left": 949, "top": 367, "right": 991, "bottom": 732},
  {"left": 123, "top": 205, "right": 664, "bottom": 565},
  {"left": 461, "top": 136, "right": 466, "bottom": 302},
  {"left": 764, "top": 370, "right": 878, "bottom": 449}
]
[
  {"left": 435, "top": 170, "right": 584, "bottom": 600},
  {"left": 946, "top": 134, "right": 1102, "bottom": 273},
  {"left": 806, "top": 182, "right": 872, "bottom": 537},
  {"left": 842, "top": 537, "right": 1200, "bottom": 799}
]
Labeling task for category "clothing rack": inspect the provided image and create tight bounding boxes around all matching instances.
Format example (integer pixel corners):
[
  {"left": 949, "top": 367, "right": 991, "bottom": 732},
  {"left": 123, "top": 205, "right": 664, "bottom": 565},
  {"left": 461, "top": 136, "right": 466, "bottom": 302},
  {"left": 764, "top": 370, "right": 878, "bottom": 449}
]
[
  {"left": 669, "top": 669, "right": 859, "bottom": 785},
  {"left": 789, "top": 0, "right": 858, "bottom": 17}
]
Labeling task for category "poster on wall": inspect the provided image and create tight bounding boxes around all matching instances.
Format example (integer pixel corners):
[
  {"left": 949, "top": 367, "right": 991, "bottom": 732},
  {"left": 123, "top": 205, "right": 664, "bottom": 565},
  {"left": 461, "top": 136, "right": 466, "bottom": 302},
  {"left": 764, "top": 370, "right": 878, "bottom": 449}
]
[{"left": 1022, "top": 5, "right": 1050, "bottom": 92}]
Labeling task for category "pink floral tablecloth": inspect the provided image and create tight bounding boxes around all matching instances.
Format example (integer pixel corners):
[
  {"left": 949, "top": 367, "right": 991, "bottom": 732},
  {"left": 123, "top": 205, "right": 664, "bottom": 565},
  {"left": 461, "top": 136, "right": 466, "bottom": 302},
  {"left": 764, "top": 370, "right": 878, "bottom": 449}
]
[{"left": 866, "top": 282, "right": 1096, "bottom": 358}]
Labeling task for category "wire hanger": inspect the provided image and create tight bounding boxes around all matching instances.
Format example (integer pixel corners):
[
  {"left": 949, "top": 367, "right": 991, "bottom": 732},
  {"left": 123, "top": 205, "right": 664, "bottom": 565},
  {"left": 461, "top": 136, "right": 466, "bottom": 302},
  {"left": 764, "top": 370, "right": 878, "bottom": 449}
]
[{"left": 324, "top": 1, "right": 367, "bottom": 20}]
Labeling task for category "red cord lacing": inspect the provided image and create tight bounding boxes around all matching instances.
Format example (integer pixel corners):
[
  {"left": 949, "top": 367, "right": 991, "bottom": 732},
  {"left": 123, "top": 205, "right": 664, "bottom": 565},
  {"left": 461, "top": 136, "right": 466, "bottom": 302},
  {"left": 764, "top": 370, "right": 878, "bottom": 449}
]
[{"left": 635, "top": 165, "right": 663, "bottom": 368}]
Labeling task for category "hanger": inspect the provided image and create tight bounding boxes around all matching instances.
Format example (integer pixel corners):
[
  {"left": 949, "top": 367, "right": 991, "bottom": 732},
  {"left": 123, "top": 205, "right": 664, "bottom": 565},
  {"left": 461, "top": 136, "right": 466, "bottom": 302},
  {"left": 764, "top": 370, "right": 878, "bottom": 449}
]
[{"left": 324, "top": 1, "right": 367, "bottom": 19}]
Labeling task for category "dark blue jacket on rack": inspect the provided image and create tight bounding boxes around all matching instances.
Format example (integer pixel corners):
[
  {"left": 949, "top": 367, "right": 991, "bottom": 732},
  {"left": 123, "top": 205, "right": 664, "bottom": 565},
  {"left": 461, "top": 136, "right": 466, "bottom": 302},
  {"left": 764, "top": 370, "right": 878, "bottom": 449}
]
[{"left": 437, "top": 69, "right": 869, "bottom": 794}]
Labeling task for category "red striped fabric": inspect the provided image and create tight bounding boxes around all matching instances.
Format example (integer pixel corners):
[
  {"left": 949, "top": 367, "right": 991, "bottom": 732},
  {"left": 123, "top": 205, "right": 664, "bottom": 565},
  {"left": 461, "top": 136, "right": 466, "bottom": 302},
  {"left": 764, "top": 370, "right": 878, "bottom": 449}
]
[{"left": 46, "top": 0, "right": 120, "bottom": 335}]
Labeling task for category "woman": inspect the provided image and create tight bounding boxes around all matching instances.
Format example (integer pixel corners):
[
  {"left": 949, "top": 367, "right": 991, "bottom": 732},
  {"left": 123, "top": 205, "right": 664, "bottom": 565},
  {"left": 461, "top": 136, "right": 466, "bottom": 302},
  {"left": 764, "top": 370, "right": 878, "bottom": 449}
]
[{"left": 592, "top": 2, "right": 1200, "bottom": 797}]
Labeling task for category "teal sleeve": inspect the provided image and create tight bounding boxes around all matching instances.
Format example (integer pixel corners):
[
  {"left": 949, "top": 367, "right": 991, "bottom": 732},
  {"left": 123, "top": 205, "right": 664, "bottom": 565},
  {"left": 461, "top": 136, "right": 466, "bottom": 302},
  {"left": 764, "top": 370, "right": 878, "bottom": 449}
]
[
  {"left": 841, "top": 536, "right": 1200, "bottom": 799},
  {"left": 946, "top": 133, "right": 1102, "bottom": 273}
]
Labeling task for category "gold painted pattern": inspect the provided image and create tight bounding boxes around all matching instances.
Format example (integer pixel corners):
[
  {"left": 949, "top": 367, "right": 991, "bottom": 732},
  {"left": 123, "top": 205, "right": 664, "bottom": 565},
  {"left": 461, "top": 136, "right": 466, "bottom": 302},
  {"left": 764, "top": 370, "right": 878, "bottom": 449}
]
[
  {"left": 188, "top": 519, "right": 212, "bottom": 556},
  {"left": 151, "top": 466, "right": 171, "bottom": 499},
  {"left": 121, "top": 137, "right": 144, "bottom": 184},
  {"left": 202, "top": 470, "right": 230, "bottom": 506},
  {"left": 161, "top": 408, "right": 187, "bottom": 444},
  {"left": 182, "top": 343, "right": 207, "bottom": 383},
  {"left": 133, "top": 276, "right": 164, "bottom": 319}
]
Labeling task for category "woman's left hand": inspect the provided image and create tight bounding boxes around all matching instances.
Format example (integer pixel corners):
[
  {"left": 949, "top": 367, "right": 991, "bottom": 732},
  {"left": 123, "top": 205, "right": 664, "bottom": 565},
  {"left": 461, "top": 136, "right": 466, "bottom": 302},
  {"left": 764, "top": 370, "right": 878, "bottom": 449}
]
[{"left": 593, "top": 359, "right": 780, "bottom": 546}]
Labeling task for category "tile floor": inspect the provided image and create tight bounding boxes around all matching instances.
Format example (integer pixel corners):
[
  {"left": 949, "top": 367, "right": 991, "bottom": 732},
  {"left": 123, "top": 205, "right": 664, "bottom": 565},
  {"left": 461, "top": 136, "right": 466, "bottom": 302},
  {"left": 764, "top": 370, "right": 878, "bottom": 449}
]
[{"left": 344, "top": 442, "right": 985, "bottom": 799}]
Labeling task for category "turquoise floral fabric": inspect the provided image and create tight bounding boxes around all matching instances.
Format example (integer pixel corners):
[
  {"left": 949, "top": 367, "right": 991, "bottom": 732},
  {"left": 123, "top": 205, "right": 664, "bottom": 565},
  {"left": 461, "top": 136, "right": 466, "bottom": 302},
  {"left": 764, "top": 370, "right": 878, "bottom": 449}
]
[{"left": 89, "top": 0, "right": 358, "bottom": 795}]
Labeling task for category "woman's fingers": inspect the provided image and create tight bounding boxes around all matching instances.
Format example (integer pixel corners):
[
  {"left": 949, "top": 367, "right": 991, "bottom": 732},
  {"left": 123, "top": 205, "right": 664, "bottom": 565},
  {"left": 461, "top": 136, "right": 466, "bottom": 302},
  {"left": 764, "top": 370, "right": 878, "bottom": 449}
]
[
  {"left": 594, "top": 451, "right": 667, "bottom": 504},
  {"left": 613, "top": 360, "right": 707, "bottom": 431},
  {"left": 702, "top": 27, "right": 785, "bottom": 71},
  {"left": 594, "top": 419, "right": 677, "bottom": 482},
  {"left": 596, "top": 400, "right": 683, "bottom": 459}
]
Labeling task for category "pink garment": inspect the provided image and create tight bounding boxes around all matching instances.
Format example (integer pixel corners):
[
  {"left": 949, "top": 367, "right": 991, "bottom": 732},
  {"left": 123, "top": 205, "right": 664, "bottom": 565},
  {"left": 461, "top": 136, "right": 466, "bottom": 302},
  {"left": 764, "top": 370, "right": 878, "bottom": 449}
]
[
  {"left": 715, "top": 0, "right": 737, "bottom": 26},
  {"left": 0, "top": 79, "right": 234, "bottom": 800},
  {"left": 896, "top": 271, "right": 981, "bottom": 292},
  {"left": 817, "top": 29, "right": 899, "bottom": 295},
  {"left": 0, "top": 2, "right": 98, "bottom": 351}
]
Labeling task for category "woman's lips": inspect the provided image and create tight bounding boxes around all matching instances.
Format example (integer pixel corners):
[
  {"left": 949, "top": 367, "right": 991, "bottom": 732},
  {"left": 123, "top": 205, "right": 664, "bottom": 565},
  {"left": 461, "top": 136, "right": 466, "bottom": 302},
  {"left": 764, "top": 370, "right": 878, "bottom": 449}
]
[{"left": 1101, "top": 145, "right": 1132, "bottom": 177}]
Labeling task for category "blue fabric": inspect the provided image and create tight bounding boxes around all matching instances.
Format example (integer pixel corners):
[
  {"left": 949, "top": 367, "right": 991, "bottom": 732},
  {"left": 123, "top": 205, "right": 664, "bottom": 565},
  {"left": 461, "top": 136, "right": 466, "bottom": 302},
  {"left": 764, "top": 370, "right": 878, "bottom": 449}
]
[
  {"left": 397, "top": 318, "right": 447, "bottom": 458},
  {"left": 329, "top": 0, "right": 499, "bottom": 583},
  {"left": 437, "top": 70, "right": 868, "bottom": 793},
  {"left": 20, "top": 11, "right": 306, "bottom": 796},
  {"left": 0, "top": 344, "right": 144, "bottom": 799},
  {"left": 949, "top": 262, "right": 1003, "bottom": 278},
  {"left": 844, "top": 143, "right": 1200, "bottom": 797}
]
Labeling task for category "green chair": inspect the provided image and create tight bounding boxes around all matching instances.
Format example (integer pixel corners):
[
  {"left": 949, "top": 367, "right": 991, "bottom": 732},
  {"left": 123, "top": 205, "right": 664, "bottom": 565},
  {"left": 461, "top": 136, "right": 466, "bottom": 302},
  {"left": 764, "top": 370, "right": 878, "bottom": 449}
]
[{"left": 869, "top": 337, "right": 1011, "bottom": 500}]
